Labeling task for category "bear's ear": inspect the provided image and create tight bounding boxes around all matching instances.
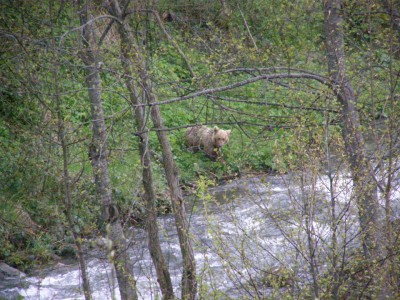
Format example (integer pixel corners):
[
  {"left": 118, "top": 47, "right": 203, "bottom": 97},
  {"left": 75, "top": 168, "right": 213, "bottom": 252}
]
[
  {"left": 227, "top": 130, "right": 231, "bottom": 136},
  {"left": 213, "top": 126, "right": 220, "bottom": 133}
]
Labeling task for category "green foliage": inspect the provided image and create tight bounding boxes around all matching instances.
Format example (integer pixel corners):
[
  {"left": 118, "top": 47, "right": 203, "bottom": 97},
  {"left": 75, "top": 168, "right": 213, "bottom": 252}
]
[
  {"left": 198, "top": 282, "right": 229, "bottom": 299},
  {"left": 0, "top": 1, "right": 399, "bottom": 290}
]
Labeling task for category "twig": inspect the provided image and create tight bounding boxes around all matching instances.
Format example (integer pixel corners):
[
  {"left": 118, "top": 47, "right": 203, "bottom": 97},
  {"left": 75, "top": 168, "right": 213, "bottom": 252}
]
[
  {"left": 98, "top": 19, "right": 115, "bottom": 46},
  {"left": 238, "top": 5, "right": 258, "bottom": 50},
  {"left": 124, "top": 8, "right": 197, "bottom": 78},
  {"left": 150, "top": 10, "right": 196, "bottom": 78}
]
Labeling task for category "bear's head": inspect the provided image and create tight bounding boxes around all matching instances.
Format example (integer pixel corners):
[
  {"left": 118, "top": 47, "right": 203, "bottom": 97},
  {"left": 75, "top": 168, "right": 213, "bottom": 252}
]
[{"left": 213, "top": 127, "right": 231, "bottom": 148}]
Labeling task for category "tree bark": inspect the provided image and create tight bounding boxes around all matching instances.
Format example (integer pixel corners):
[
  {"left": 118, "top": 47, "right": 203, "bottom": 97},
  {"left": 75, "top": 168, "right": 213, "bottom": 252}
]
[
  {"left": 107, "top": 1, "right": 197, "bottom": 299},
  {"left": 150, "top": 98, "right": 198, "bottom": 300},
  {"left": 78, "top": 2, "right": 138, "bottom": 299},
  {"left": 117, "top": 16, "right": 175, "bottom": 300},
  {"left": 323, "top": 0, "right": 385, "bottom": 296}
]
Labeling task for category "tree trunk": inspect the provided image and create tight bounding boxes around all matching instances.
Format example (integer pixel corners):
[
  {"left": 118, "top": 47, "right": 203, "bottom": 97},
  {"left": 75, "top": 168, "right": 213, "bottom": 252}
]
[
  {"left": 323, "top": 0, "right": 385, "bottom": 296},
  {"left": 117, "top": 19, "right": 175, "bottom": 300},
  {"left": 49, "top": 2, "right": 92, "bottom": 297},
  {"left": 78, "top": 2, "right": 138, "bottom": 300},
  {"left": 150, "top": 99, "right": 198, "bottom": 300},
  {"left": 54, "top": 65, "right": 92, "bottom": 300},
  {"left": 107, "top": 1, "right": 197, "bottom": 299}
]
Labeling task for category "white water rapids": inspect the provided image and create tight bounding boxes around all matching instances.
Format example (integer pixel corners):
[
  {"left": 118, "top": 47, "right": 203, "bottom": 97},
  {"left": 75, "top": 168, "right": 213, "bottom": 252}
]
[{"left": 2, "top": 171, "right": 399, "bottom": 299}]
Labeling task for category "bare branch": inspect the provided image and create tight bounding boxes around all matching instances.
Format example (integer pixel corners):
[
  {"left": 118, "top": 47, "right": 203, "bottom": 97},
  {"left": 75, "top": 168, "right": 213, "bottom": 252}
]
[
  {"left": 224, "top": 67, "right": 324, "bottom": 77},
  {"left": 120, "top": 8, "right": 196, "bottom": 78},
  {"left": 98, "top": 19, "right": 115, "bottom": 47},
  {"left": 209, "top": 95, "right": 339, "bottom": 113},
  {"left": 208, "top": 96, "right": 270, "bottom": 122},
  {"left": 133, "top": 72, "right": 331, "bottom": 107},
  {"left": 150, "top": 10, "right": 196, "bottom": 78},
  {"left": 238, "top": 5, "right": 258, "bottom": 50},
  {"left": 59, "top": 15, "right": 121, "bottom": 46}
]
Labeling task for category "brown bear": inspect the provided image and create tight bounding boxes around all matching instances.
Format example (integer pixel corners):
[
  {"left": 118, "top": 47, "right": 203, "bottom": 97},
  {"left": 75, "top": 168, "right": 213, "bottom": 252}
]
[{"left": 185, "top": 125, "right": 231, "bottom": 159}]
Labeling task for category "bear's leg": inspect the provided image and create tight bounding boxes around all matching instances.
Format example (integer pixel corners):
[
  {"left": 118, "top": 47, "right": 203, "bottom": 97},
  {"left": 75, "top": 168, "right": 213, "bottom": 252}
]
[{"left": 187, "top": 145, "right": 200, "bottom": 153}]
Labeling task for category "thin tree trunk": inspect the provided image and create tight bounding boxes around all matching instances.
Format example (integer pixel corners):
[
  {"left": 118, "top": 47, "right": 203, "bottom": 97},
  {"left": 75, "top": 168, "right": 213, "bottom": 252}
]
[
  {"left": 54, "top": 65, "right": 92, "bottom": 300},
  {"left": 323, "top": 0, "right": 385, "bottom": 296},
  {"left": 303, "top": 192, "right": 320, "bottom": 299},
  {"left": 107, "top": 1, "right": 197, "bottom": 298},
  {"left": 48, "top": 0, "right": 92, "bottom": 294},
  {"left": 324, "top": 110, "right": 340, "bottom": 299},
  {"left": 77, "top": 2, "right": 138, "bottom": 299},
  {"left": 150, "top": 97, "right": 198, "bottom": 300},
  {"left": 118, "top": 24, "right": 175, "bottom": 300},
  {"left": 380, "top": 0, "right": 400, "bottom": 290}
]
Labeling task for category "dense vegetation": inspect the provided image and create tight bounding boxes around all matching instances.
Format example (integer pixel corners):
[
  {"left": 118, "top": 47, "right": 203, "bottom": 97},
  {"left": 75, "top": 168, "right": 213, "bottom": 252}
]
[{"left": 1, "top": 0, "right": 399, "bottom": 299}]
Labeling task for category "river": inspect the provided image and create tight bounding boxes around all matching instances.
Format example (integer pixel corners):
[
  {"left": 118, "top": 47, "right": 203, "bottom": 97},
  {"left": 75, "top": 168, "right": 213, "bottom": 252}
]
[{"left": 1, "top": 169, "right": 399, "bottom": 299}]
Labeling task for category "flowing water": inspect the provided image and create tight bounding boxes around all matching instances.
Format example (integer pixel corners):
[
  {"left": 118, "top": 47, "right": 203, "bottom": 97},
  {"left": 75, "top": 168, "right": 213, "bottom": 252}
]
[{"left": 1, "top": 169, "right": 399, "bottom": 299}]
